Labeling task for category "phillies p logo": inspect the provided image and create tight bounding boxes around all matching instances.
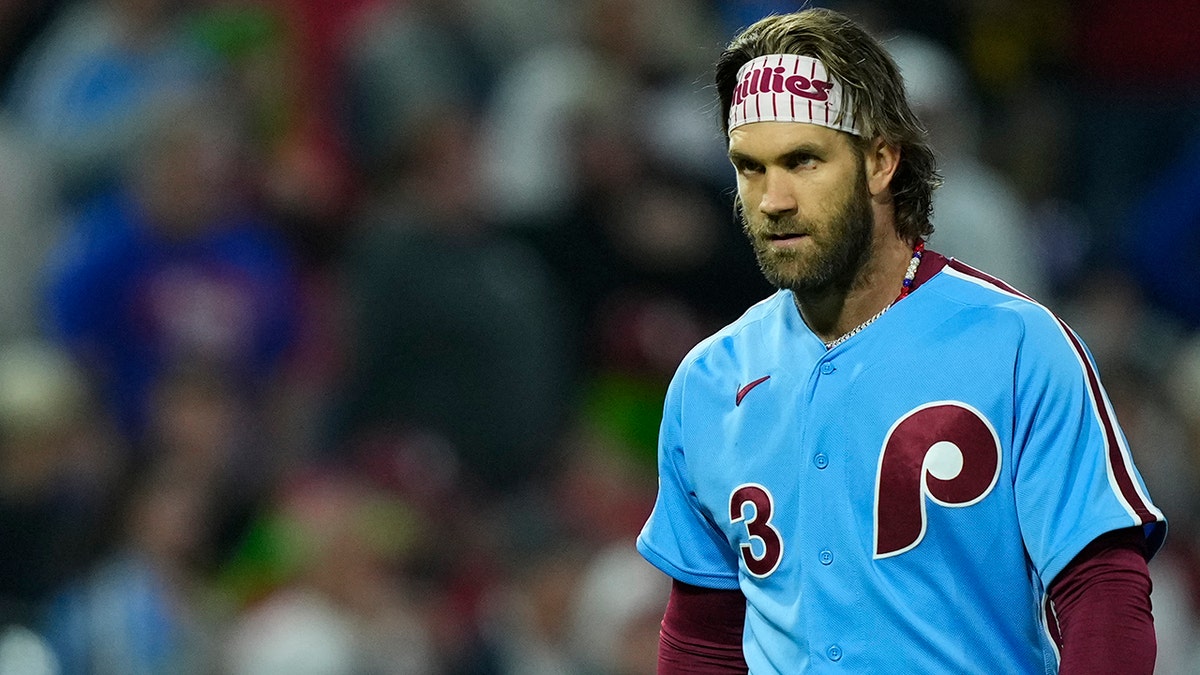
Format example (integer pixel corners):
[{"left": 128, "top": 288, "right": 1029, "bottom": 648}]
[{"left": 874, "top": 401, "right": 1002, "bottom": 558}]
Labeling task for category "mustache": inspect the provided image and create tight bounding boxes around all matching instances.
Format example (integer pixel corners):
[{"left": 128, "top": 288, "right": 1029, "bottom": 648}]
[{"left": 742, "top": 213, "right": 814, "bottom": 239}]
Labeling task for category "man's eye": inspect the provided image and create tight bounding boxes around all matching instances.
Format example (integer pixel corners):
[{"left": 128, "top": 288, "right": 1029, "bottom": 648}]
[
  {"left": 736, "top": 162, "right": 764, "bottom": 175},
  {"left": 787, "top": 155, "right": 817, "bottom": 170}
]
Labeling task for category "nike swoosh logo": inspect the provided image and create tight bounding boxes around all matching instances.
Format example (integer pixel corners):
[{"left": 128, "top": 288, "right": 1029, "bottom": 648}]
[{"left": 735, "top": 376, "right": 771, "bottom": 406}]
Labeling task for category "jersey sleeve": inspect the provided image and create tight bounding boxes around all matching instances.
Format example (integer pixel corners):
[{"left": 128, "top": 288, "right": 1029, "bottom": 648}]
[
  {"left": 637, "top": 365, "right": 742, "bottom": 590},
  {"left": 1011, "top": 311, "right": 1166, "bottom": 586}
]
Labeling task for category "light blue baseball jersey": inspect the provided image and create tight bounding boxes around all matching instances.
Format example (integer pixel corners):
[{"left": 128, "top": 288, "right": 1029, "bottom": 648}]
[{"left": 637, "top": 253, "right": 1165, "bottom": 673}]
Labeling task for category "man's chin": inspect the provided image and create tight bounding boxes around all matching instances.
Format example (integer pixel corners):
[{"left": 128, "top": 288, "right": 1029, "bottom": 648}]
[{"left": 758, "top": 262, "right": 830, "bottom": 294}]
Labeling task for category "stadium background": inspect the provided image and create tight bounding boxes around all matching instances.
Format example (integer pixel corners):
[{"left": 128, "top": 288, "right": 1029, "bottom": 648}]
[{"left": 0, "top": 0, "right": 1196, "bottom": 672}]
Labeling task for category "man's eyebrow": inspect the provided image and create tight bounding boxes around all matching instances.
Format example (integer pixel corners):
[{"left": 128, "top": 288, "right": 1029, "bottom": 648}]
[
  {"left": 727, "top": 149, "right": 757, "bottom": 164},
  {"left": 728, "top": 142, "right": 826, "bottom": 165}
]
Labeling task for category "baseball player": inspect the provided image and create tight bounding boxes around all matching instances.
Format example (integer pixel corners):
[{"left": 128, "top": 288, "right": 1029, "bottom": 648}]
[{"left": 636, "top": 8, "right": 1165, "bottom": 674}]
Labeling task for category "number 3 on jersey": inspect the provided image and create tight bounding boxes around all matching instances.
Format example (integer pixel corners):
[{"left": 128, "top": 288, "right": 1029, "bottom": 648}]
[{"left": 730, "top": 483, "right": 783, "bottom": 577}]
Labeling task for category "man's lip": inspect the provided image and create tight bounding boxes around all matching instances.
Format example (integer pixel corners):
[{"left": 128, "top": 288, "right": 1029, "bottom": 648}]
[
  {"left": 763, "top": 232, "right": 809, "bottom": 249},
  {"left": 766, "top": 232, "right": 809, "bottom": 243}
]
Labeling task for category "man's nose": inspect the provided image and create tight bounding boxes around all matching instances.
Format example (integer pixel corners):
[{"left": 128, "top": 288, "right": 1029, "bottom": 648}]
[{"left": 758, "top": 169, "right": 797, "bottom": 217}]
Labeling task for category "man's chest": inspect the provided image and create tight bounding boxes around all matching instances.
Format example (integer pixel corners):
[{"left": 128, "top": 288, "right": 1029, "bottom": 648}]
[{"left": 680, "top": 349, "right": 1022, "bottom": 575}]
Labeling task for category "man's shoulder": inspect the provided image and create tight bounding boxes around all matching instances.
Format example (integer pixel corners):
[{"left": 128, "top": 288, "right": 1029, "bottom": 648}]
[
  {"left": 679, "top": 291, "right": 791, "bottom": 369},
  {"left": 922, "top": 256, "right": 1079, "bottom": 346},
  {"left": 925, "top": 257, "right": 1051, "bottom": 314}
]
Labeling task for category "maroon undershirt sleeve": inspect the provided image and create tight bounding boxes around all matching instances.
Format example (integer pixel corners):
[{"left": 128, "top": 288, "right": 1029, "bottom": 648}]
[
  {"left": 1049, "top": 527, "right": 1157, "bottom": 675},
  {"left": 658, "top": 580, "right": 748, "bottom": 673}
]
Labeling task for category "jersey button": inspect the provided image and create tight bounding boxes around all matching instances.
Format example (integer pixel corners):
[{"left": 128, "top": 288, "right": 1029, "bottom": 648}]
[
  {"left": 820, "top": 362, "right": 835, "bottom": 375},
  {"left": 819, "top": 549, "right": 833, "bottom": 565},
  {"left": 813, "top": 453, "right": 829, "bottom": 469},
  {"left": 827, "top": 645, "right": 843, "bottom": 661}
]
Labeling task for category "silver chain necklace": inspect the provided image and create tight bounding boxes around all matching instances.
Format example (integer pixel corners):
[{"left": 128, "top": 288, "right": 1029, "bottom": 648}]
[
  {"left": 823, "top": 303, "right": 892, "bottom": 349},
  {"left": 823, "top": 243, "right": 924, "bottom": 350}
]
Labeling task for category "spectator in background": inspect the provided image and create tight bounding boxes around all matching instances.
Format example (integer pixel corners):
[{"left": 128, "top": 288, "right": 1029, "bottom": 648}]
[
  {"left": 4, "top": 0, "right": 209, "bottom": 203},
  {"left": 142, "top": 363, "right": 282, "bottom": 572},
  {"left": 42, "top": 461, "right": 220, "bottom": 674},
  {"left": 183, "top": 0, "right": 364, "bottom": 258},
  {"left": 341, "top": 0, "right": 494, "bottom": 180},
  {"left": 332, "top": 106, "right": 574, "bottom": 493},
  {"left": 478, "top": 0, "right": 727, "bottom": 228},
  {"left": 331, "top": 1, "right": 575, "bottom": 492},
  {"left": 174, "top": 1, "right": 379, "bottom": 466},
  {"left": 0, "top": 341, "right": 123, "bottom": 629},
  {"left": 43, "top": 87, "right": 302, "bottom": 448},
  {"left": 220, "top": 472, "right": 436, "bottom": 675}
]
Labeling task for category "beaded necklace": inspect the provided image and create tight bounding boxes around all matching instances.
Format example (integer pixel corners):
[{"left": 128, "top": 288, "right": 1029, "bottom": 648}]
[{"left": 823, "top": 241, "right": 924, "bottom": 350}]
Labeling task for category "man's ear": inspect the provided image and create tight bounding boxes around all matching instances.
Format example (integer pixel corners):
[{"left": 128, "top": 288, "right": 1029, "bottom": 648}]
[{"left": 865, "top": 137, "right": 901, "bottom": 198}]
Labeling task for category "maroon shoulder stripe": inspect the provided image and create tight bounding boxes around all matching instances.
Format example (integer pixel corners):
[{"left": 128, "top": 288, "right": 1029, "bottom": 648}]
[
  {"left": 1056, "top": 317, "right": 1159, "bottom": 524},
  {"left": 945, "top": 259, "right": 1159, "bottom": 525},
  {"left": 946, "top": 258, "right": 1033, "bottom": 300}
]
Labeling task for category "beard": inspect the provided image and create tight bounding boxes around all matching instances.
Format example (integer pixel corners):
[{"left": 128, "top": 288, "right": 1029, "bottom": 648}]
[{"left": 741, "top": 161, "right": 874, "bottom": 298}]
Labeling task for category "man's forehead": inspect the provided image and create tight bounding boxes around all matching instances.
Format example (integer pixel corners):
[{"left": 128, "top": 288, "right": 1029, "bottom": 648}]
[{"left": 727, "top": 121, "right": 847, "bottom": 157}]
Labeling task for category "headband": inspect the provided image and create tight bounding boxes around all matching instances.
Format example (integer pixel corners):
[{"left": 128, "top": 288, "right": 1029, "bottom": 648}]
[{"left": 727, "top": 54, "right": 860, "bottom": 136}]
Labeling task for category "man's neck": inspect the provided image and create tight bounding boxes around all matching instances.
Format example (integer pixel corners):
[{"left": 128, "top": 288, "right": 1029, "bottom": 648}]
[{"left": 794, "top": 232, "right": 916, "bottom": 345}]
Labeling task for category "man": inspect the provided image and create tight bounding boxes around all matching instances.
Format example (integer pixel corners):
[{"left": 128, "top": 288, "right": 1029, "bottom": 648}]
[{"left": 636, "top": 8, "right": 1165, "bottom": 673}]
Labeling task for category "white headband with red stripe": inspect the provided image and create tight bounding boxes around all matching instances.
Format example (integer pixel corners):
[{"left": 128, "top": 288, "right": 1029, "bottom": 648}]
[{"left": 728, "top": 54, "right": 860, "bottom": 136}]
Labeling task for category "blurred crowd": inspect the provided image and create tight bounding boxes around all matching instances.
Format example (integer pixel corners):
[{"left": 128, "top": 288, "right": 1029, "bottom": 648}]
[{"left": 0, "top": 0, "right": 1195, "bottom": 673}]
